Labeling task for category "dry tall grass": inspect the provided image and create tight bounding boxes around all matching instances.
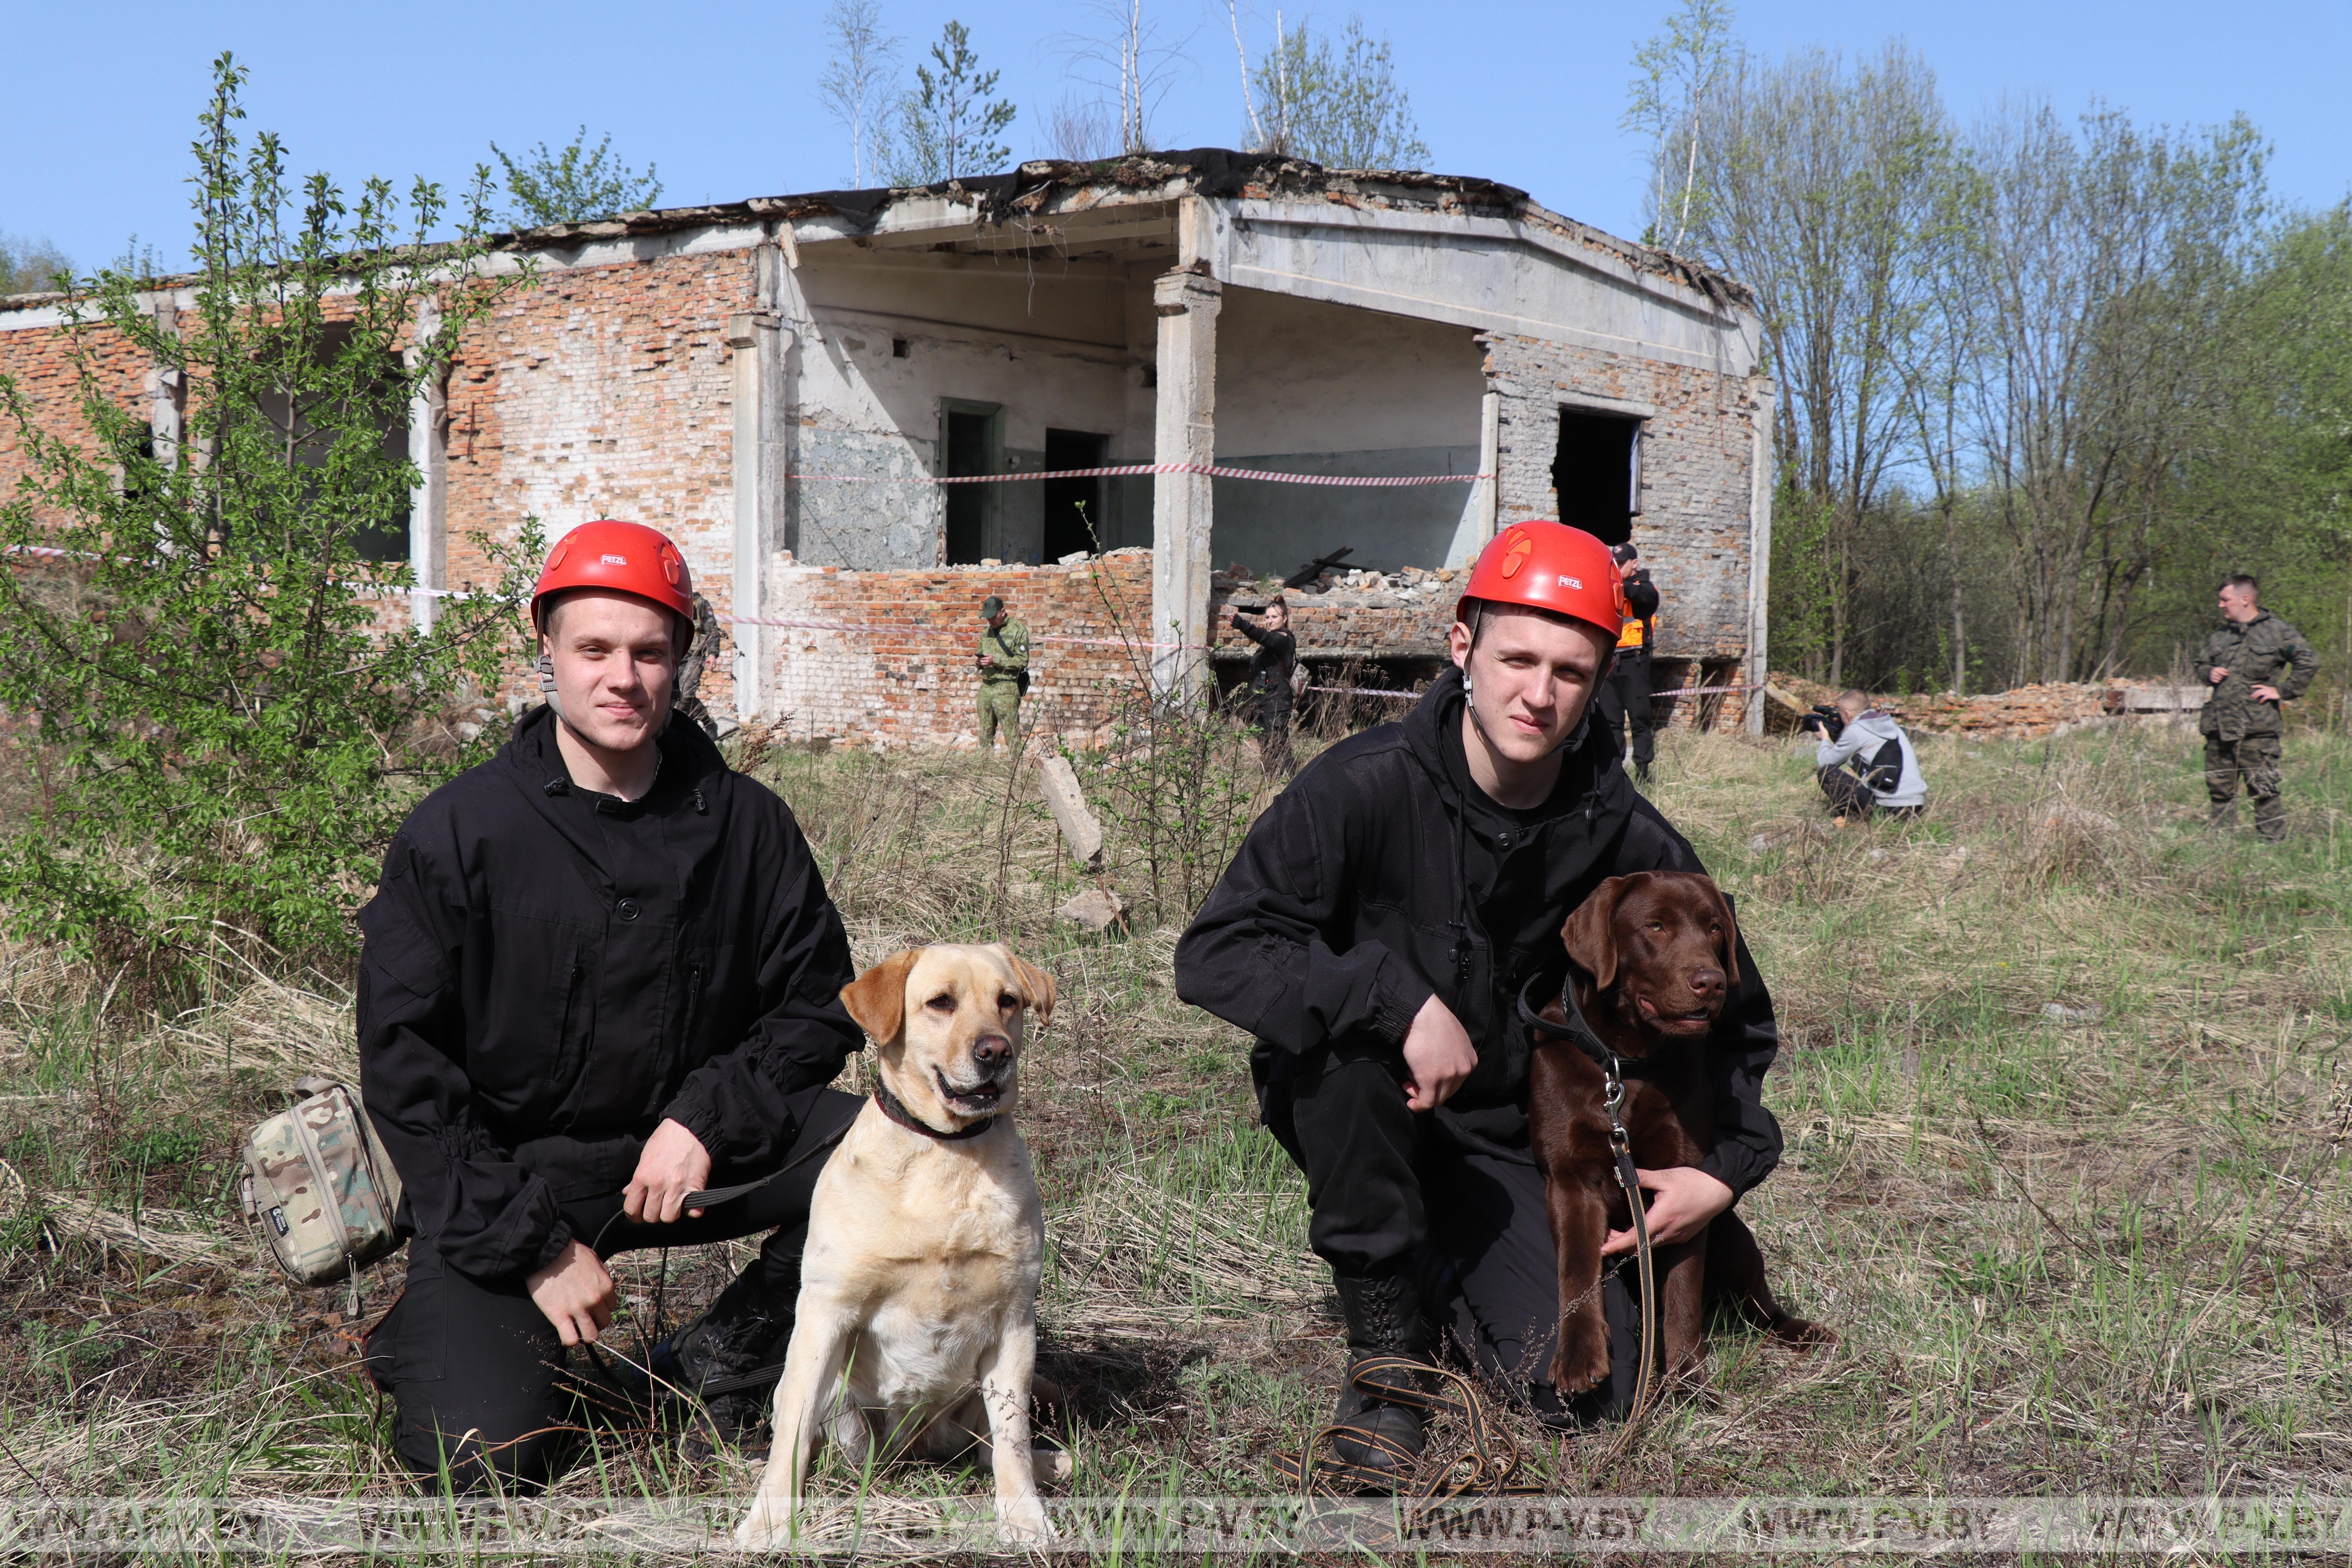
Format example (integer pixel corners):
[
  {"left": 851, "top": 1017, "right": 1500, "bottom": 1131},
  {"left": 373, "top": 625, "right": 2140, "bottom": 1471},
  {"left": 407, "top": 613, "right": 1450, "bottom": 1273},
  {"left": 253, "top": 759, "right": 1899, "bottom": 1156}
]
[{"left": 0, "top": 717, "right": 2347, "bottom": 1543}]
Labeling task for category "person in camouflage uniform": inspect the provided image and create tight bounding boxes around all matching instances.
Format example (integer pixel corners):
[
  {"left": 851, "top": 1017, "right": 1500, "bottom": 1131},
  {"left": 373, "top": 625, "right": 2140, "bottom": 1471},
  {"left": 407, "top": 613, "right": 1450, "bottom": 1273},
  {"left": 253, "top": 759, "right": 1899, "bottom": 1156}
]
[
  {"left": 671, "top": 593, "right": 726, "bottom": 739},
  {"left": 975, "top": 594, "right": 1029, "bottom": 754},
  {"left": 2201, "top": 574, "right": 2319, "bottom": 841}
]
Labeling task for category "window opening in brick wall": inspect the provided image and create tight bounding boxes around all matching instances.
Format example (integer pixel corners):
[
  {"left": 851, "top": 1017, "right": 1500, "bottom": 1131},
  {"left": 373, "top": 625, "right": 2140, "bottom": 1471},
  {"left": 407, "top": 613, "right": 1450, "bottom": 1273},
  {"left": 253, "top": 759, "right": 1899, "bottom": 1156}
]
[
  {"left": 892, "top": 337, "right": 909, "bottom": 358},
  {"left": 252, "top": 323, "right": 410, "bottom": 562},
  {"left": 1042, "top": 428, "right": 1109, "bottom": 561},
  {"left": 942, "top": 407, "right": 996, "bottom": 564},
  {"left": 1551, "top": 408, "right": 1642, "bottom": 547}
]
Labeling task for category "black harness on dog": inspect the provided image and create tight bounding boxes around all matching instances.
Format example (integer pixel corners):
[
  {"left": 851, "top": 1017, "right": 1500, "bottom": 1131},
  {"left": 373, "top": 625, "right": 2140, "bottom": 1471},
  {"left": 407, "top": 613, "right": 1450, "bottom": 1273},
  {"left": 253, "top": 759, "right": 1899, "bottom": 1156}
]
[
  {"left": 1515, "top": 971, "right": 1682, "bottom": 1079},
  {"left": 873, "top": 1081, "right": 998, "bottom": 1141}
]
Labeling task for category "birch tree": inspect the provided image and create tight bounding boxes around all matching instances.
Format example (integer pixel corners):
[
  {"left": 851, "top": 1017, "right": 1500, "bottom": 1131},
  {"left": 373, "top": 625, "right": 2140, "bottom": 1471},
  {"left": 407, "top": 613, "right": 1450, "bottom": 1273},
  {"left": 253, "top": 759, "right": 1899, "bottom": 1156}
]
[
  {"left": 1682, "top": 43, "right": 1949, "bottom": 682},
  {"left": 818, "top": 0, "right": 902, "bottom": 187}
]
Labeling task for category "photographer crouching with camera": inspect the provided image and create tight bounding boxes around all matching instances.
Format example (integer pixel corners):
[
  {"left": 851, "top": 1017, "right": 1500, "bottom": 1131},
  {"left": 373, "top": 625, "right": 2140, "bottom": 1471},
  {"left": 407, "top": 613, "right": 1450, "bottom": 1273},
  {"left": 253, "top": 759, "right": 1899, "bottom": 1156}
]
[{"left": 1803, "top": 690, "right": 1927, "bottom": 824}]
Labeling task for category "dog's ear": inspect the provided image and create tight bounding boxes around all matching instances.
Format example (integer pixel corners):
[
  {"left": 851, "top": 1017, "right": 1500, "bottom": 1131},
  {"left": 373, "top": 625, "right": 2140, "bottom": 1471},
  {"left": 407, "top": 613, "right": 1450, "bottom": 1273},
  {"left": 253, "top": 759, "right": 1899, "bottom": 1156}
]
[
  {"left": 993, "top": 946, "right": 1056, "bottom": 1030},
  {"left": 1710, "top": 882, "right": 1742, "bottom": 989},
  {"left": 839, "top": 950, "right": 922, "bottom": 1044},
  {"left": 1561, "top": 877, "right": 1630, "bottom": 991}
]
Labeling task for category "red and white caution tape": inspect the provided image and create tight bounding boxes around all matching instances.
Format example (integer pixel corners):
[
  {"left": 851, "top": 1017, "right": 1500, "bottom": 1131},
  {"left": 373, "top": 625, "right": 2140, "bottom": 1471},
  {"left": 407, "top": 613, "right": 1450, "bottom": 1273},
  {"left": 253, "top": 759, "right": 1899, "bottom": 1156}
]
[
  {"left": 1305, "top": 684, "right": 1423, "bottom": 699},
  {"left": 792, "top": 463, "right": 1487, "bottom": 488}
]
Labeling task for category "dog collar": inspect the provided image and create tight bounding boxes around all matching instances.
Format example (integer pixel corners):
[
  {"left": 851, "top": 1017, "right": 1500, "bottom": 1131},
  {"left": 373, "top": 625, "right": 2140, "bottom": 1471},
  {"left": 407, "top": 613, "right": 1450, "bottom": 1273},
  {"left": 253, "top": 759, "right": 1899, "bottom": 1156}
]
[
  {"left": 873, "top": 1082, "right": 998, "bottom": 1141},
  {"left": 1515, "top": 973, "right": 1673, "bottom": 1079}
]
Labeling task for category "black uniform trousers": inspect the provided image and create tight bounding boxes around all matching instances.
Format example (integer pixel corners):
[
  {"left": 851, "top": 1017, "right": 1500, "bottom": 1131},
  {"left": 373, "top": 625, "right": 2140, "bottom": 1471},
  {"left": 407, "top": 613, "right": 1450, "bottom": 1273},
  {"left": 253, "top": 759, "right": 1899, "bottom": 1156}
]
[
  {"left": 364, "top": 1086, "right": 863, "bottom": 1492},
  {"left": 1595, "top": 649, "right": 1655, "bottom": 775},
  {"left": 1258, "top": 1042, "right": 1640, "bottom": 1417},
  {"left": 1256, "top": 688, "right": 1296, "bottom": 777}
]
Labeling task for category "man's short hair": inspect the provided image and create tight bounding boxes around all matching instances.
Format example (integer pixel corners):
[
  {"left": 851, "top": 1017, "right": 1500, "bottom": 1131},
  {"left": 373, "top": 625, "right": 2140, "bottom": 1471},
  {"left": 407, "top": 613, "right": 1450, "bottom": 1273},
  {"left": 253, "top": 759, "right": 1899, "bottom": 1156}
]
[
  {"left": 1837, "top": 688, "right": 1868, "bottom": 711},
  {"left": 2223, "top": 573, "right": 2259, "bottom": 597}
]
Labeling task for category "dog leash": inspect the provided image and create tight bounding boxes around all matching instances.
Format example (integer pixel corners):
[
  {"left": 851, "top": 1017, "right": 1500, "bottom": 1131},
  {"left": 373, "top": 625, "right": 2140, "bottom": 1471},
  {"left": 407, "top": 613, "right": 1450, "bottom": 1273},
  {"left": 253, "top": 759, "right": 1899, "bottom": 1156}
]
[
  {"left": 1277, "top": 1358, "right": 1539, "bottom": 1506},
  {"left": 1517, "top": 972, "right": 1664, "bottom": 1472},
  {"left": 1595, "top": 1052, "right": 1660, "bottom": 1471}
]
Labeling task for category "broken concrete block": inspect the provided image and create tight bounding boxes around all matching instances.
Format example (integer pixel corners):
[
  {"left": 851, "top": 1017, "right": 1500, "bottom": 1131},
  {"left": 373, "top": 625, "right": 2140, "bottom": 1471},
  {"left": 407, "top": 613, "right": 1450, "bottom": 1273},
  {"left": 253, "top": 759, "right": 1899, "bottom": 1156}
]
[
  {"left": 1039, "top": 756, "right": 1105, "bottom": 869},
  {"left": 1057, "top": 549, "right": 1092, "bottom": 566},
  {"left": 1056, "top": 887, "right": 1126, "bottom": 931}
]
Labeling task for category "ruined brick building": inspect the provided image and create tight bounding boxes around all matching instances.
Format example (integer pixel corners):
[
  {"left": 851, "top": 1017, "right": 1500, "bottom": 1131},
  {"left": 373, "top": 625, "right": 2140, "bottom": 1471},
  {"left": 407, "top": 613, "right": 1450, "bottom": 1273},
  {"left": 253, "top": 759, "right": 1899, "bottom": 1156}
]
[{"left": 0, "top": 151, "right": 1776, "bottom": 747}]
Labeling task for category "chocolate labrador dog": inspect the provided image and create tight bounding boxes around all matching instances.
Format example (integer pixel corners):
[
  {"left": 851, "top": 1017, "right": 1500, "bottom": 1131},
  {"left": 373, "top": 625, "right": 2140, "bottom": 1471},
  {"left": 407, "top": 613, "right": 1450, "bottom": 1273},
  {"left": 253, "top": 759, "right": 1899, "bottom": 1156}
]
[{"left": 1527, "top": 871, "right": 1831, "bottom": 1399}]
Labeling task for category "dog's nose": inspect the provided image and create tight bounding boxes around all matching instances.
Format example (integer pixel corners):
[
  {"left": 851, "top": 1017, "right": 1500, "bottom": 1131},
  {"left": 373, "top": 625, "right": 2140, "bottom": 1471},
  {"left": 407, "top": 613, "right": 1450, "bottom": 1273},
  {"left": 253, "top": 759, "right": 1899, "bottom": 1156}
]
[
  {"left": 1689, "top": 967, "right": 1726, "bottom": 997},
  {"left": 972, "top": 1034, "right": 1013, "bottom": 1068}
]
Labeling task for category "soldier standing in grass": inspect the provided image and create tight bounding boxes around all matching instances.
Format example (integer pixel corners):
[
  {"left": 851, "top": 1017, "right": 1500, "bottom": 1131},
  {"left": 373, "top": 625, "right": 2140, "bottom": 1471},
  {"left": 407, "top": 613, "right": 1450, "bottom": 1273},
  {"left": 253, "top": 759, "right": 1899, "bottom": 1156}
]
[
  {"left": 2202, "top": 575, "right": 2318, "bottom": 842},
  {"left": 975, "top": 594, "right": 1029, "bottom": 755}
]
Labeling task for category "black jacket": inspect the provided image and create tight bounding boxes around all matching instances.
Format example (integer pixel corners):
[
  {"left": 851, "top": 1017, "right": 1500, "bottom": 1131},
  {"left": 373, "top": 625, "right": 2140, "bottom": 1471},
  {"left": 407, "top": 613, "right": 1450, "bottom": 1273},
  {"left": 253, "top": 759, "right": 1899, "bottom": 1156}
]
[
  {"left": 1232, "top": 611, "right": 1297, "bottom": 701},
  {"left": 1172, "top": 667, "right": 1781, "bottom": 1195},
  {"left": 1622, "top": 566, "right": 1661, "bottom": 624},
  {"left": 357, "top": 705, "right": 862, "bottom": 1283}
]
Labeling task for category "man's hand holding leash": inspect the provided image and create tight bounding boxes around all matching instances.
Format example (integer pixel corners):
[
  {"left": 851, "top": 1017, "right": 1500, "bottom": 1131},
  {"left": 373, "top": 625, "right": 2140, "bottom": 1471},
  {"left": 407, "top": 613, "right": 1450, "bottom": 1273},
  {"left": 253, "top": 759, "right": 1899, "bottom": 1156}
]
[
  {"left": 528, "top": 1242, "right": 618, "bottom": 1347},
  {"left": 624, "top": 1117, "right": 714, "bottom": 1224},
  {"left": 1601, "top": 1165, "right": 1735, "bottom": 1256}
]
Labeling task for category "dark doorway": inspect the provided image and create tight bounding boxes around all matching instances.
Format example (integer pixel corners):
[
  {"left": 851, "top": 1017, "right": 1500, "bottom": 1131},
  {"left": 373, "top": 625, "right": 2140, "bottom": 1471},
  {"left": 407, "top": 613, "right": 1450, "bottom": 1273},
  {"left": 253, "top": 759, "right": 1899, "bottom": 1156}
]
[
  {"left": 1042, "top": 428, "right": 1109, "bottom": 561},
  {"left": 944, "top": 410, "right": 994, "bottom": 564},
  {"left": 1551, "top": 410, "right": 1642, "bottom": 546}
]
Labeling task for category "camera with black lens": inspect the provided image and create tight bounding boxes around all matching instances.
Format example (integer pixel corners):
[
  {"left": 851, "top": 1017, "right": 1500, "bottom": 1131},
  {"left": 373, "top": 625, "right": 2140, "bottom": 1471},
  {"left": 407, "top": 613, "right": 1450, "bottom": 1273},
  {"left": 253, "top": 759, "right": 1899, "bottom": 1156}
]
[{"left": 1798, "top": 703, "right": 1846, "bottom": 742}]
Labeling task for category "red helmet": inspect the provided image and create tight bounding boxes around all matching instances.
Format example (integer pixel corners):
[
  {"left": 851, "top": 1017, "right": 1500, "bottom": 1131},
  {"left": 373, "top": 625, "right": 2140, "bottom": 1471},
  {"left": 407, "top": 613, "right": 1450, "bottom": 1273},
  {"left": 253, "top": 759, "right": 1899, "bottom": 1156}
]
[
  {"left": 531, "top": 520, "right": 697, "bottom": 645},
  {"left": 1456, "top": 520, "right": 1626, "bottom": 640}
]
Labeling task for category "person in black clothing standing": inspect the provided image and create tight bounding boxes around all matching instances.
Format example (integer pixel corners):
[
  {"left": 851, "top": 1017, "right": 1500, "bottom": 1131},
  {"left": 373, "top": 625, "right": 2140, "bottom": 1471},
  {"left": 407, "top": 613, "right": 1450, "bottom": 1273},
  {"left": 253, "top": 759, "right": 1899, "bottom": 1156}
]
[
  {"left": 1592, "top": 542, "right": 1661, "bottom": 783},
  {"left": 1230, "top": 597, "right": 1298, "bottom": 776},
  {"left": 1174, "top": 521, "right": 1784, "bottom": 1481},
  {"left": 359, "top": 521, "right": 865, "bottom": 1491}
]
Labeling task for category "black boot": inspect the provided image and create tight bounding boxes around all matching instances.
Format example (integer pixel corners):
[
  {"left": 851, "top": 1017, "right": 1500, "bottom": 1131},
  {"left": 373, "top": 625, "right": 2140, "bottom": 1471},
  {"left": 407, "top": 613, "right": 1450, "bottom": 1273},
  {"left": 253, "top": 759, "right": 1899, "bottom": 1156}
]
[
  {"left": 653, "top": 1265, "right": 793, "bottom": 1459},
  {"left": 1328, "top": 1272, "right": 1434, "bottom": 1487}
]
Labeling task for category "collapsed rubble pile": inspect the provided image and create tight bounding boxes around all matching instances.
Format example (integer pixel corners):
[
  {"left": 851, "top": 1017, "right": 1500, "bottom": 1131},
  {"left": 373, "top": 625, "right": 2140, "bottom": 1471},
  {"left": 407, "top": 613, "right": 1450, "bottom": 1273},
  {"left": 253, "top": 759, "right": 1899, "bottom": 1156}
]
[
  {"left": 1767, "top": 673, "right": 2208, "bottom": 740},
  {"left": 1209, "top": 561, "right": 1460, "bottom": 608}
]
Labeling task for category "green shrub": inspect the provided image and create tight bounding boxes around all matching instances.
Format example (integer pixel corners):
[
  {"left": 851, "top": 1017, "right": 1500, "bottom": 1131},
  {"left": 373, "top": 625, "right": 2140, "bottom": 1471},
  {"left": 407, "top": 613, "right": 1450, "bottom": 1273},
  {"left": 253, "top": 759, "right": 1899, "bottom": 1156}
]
[{"left": 0, "top": 55, "right": 537, "bottom": 988}]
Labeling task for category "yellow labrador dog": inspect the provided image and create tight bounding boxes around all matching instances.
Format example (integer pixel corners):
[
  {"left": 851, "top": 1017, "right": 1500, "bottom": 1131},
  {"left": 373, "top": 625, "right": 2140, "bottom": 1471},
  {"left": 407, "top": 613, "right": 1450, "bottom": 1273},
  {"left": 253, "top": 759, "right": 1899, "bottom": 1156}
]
[{"left": 736, "top": 944, "right": 1066, "bottom": 1549}]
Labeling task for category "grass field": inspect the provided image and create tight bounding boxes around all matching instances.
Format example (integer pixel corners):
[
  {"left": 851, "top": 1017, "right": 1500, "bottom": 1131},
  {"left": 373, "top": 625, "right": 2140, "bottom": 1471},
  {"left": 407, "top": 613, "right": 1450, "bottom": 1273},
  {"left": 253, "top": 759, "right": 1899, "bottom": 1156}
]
[{"left": 0, "top": 714, "right": 2347, "bottom": 1557}]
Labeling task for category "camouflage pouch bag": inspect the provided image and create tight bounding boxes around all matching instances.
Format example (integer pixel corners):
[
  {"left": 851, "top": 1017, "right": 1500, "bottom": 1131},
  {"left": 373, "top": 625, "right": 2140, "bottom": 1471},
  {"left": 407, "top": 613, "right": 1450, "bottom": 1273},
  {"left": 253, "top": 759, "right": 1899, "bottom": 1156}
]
[{"left": 239, "top": 1077, "right": 404, "bottom": 1292}]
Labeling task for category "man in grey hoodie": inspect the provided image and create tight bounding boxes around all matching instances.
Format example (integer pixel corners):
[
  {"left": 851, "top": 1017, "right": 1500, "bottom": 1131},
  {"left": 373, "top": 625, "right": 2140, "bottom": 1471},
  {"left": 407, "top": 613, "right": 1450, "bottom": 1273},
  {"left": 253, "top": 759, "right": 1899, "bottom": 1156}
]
[{"left": 1815, "top": 689, "right": 1927, "bottom": 822}]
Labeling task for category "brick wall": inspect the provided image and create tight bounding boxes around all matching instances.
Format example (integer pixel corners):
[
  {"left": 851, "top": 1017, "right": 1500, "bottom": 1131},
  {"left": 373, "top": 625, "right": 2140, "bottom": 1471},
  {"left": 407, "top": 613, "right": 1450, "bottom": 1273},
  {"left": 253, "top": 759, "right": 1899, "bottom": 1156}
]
[
  {"left": 760, "top": 551, "right": 1474, "bottom": 748},
  {"left": 763, "top": 553, "right": 1154, "bottom": 748},
  {"left": 441, "top": 249, "right": 759, "bottom": 711},
  {"left": 1481, "top": 331, "right": 1760, "bottom": 667},
  {"left": 0, "top": 309, "right": 161, "bottom": 529}
]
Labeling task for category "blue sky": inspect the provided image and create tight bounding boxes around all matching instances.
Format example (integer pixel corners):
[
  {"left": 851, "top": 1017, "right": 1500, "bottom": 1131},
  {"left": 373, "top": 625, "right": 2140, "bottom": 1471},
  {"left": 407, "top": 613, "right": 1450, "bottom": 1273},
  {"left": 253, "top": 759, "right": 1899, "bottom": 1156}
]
[{"left": 7, "top": 0, "right": 2348, "bottom": 271}]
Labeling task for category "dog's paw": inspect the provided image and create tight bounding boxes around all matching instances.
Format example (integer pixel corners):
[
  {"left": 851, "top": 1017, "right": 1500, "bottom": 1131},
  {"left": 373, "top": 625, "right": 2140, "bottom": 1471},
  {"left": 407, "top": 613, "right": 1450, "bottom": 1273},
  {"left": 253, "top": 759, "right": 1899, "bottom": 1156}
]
[
  {"left": 733, "top": 1495, "right": 792, "bottom": 1551},
  {"left": 1551, "top": 1332, "right": 1611, "bottom": 1396},
  {"left": 1030, "top": 1438, "right": 1074, "bottom": 1485},
  {"left": 1770, "top": 1316, "right": 1838, "bottom": 1354},
  {"left": 996, "top": 1496, "right": 1057, "bottom": 1548}
]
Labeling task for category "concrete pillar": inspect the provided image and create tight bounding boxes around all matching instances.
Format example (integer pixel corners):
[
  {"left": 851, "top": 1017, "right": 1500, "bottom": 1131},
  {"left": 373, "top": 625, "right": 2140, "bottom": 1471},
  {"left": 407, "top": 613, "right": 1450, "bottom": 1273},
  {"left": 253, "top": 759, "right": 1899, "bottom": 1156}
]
[
  {"left": 1445, "top": 387, "right": 1503, "bottom": 568},
  {"left": 1744, "top": 379, "right": 1777, "bottom": 735},
  {"left": 406, "top": 301, "right": 446, "bottom": 633},
  {"left": 728, "top": 306, "right": 784, "bottom": 721},
  {"left": 145, "top": 297, "right": 180, "bottom": 473},
  {"left": 1149, "top": 268, "right": 1220, "bottom": 695}
]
